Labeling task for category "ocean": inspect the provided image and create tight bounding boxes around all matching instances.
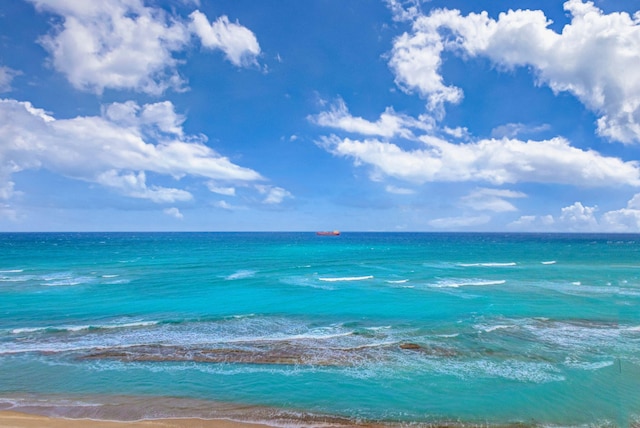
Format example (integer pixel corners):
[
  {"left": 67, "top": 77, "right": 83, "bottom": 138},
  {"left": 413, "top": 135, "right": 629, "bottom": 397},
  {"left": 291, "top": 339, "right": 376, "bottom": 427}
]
[{"left": 0, "top": 232, "right": 638, "bottom": 427}]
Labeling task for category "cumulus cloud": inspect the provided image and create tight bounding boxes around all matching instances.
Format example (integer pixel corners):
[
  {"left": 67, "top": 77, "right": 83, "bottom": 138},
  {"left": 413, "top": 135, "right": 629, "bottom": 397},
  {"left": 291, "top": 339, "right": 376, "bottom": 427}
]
[
  {"left": 256, "top": 185, "right": 293, "bottom": 204},
  {"left": 510, "top": 196, "right": 640, "bottom": 232},
  {"left": 318, "top": 134, "right": 640, "bottom": 187},
  {"left": 461, "top": 188, "right": 526, "bottom": 212},
  {"left": 389, "top": 0, "right": 640, "bottom": 143},
  {"left": 189, "top": 11, "right": 261, "bottom": 67},
  {"left": 510, "top": 203, "right": 600, "bottom": 232},
  {"left": 385, "top": 0, "right": 424, "bottom": 22},
  {"left": 600, "top": 193, "right": 640, "bottom": 231},
  {"left": 163, "top": 207, "right": 184, "bottom": 219},
  {"left": 28, "top": 0, "right": 261, "bottom": 94},
  {"left": 0, "top": 98, "right": 263, "bottom": 202},
  {"left": 559, "top": 202, "right": 599, "bottom": 230}
]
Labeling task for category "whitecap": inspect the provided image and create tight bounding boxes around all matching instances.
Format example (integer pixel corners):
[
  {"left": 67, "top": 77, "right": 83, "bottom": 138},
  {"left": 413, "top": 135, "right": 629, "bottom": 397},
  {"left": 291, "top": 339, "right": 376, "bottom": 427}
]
[
  {"left": 386, "top": 279, "right": 409, "bottom": 284},
  {"left": 431, "top": 279, "right": 506, "bottom": 288},
  {"left": 458, "top": 262, "right": 516, "bottom": 267},
  {"left": 46, "top": 277, "right": 94, "bottom": 286},
  {"left": 281, "top": 276, "right": 335, "bottom": 290},
  {"left": 318, "top": 275, "right": 373, "bottom": 282},
  {"left": 541, "top": 261, "right": 557, "bottom": 265},
  {"left": 479, "top": 324, "right": 512, "bottom": 333},
  {"left": 225, "top": 270, "right": 256, "bottom": 280},
  {"left": 0, "top": 269, "right": 23, "bottom": 273},
  {"left": 564, "top": 359, "right": 614, "bottom": 371},
  {"left": 10, "top": 320, "right": 159, "bottom": 335},
  {"left": 101, "top": 274, "right": 119, "bottom": 278}
]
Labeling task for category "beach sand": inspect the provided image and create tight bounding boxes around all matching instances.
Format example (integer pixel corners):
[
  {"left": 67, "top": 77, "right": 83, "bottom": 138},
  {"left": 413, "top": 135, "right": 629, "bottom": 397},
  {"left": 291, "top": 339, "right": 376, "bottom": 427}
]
[{"left": 0, "top": 411, "right": 273, "bottom": 428}]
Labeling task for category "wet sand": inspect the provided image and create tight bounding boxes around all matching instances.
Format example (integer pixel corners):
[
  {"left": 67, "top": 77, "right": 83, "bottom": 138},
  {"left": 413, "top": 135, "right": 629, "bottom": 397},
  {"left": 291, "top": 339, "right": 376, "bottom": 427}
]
[{"left": 0, "top": 410, "right": 275, "bottom": 428}]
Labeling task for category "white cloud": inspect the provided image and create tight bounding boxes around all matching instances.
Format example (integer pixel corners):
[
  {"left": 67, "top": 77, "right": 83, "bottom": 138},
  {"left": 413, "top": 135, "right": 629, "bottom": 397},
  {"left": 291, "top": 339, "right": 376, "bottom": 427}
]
[
  {"left": 389, "top": 1, "right": 640, "bottom": 143},
  {"left": 511, "top": 195, "right": 640, "bottom": 232},
  {"left": 385, "top": 0, "right": 424, "bottom": 22},
  {"left": 510, "top": 201, "right": 602, "bottom": 232},
  {"left": 28, "top": 0, "right": 261, "bottom": 94},
  {"left": 429, "top": 215, "right": 490, "bottom": 229},
  {"left": 206, "top": 182, "right": 236, "bottom": 196},
  {"left": 0, "top": 98, "right": 263, "bottom": 203},
  {"left": 461, "top": 188, "right": 526, "bottom": 212},
  {"left": 308, "top": 98, "right": 433, "bottom": 138},
  {"left": 163, "top": 207, "right": 184, "bottom": 219},
  {"left": 213, "top": 200, "right": 243, "bottom": 210},
  {"left": 559, "top": 202, "right": 599, "bottom": 230},
  {"left": 189, "top": 11, "right": 261, "bottom": 67},
  {"left": 256, "top": 185, "right": 293, "bottom": 204},
  {"left": 0, "top": 66, "right": 19, "bottom": 93},
  {"left": 318, "top": 134, "right": 640, "bottom": 187},
  {"left": 96, "top": 170, "right": 192, "bottom": 203},
  {"left": 389, "top": 23, "right": 463, "bottom": 116},
  {"left": 385, "top": 185, "right": 415, "bottom": 195},
  {"left": 491, "top": 123, "right": 551, "bottom": 139},
  {"left": 600, "top": 193, "right": 640, "bottom": 231},
  {"left": 509, "top": 214, "right": 555, "bottom": 230}
]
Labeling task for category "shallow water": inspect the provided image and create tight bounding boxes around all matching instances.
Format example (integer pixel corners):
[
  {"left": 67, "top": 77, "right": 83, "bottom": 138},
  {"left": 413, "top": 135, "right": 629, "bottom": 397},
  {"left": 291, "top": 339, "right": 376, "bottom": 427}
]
[{"left": 0, "top": 232, "right": 639, "bottom": 426}]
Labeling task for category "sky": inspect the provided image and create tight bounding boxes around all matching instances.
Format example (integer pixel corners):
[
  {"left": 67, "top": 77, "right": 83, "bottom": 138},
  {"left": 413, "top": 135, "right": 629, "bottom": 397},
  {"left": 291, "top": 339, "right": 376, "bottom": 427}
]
[{"left": 1, "top": 0, "right": 640, "bottom": 232}]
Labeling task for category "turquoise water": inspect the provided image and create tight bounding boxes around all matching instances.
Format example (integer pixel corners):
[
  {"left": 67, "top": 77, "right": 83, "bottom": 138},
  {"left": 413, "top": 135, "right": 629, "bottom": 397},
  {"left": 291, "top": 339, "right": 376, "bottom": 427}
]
[{"left": 0, "top": 232, "right": 639, "bottom": 426}]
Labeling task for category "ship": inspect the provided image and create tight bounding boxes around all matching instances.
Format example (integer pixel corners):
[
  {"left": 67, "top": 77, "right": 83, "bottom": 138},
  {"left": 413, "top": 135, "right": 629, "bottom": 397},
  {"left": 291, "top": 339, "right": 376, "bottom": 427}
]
[{"left": 316, "top": 230, "right": 340, "bottom": 236}]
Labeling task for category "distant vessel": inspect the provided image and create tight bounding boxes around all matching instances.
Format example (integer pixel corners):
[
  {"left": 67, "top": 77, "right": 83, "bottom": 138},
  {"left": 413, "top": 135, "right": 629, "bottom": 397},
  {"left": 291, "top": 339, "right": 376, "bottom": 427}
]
[{"left": 316, "top": 230, "right": 340, "bottom": 236}]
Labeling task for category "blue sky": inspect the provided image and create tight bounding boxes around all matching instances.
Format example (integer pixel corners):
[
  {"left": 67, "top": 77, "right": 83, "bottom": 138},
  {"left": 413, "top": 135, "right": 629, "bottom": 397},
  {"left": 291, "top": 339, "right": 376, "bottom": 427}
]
[{"left": 1, "top": 0, "right": 640, "bottom": 232}]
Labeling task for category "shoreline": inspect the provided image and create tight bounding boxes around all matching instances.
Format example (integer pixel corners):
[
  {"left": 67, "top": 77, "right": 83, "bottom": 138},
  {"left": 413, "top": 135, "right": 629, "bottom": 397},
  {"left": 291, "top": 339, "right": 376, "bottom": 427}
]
[
  {"left": 0, "top": 410, "right": 549, "bottom": 428},
  {"left": 0, "top": 411, "right": 275, "bottom": 427}
]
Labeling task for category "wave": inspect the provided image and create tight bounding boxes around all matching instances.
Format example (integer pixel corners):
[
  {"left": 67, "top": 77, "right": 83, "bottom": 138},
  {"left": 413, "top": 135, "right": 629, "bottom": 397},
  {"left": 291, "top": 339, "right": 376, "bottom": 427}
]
[
  {"left": 477, "top": 324, "right": 513, "bottom": 333},
  {"left": 0, "top": 276, "right": 32, "bottom": 282},
  {"left": 225, "top": 270, "right": 256, "bottom": 280},
  {"left": 318, "top": 275, "right": 373, "bottom": 282},
  {"left": 541, "top": 261, "right": 557, "bottom": 265},
  {"left": 0, "top": 269, "right": 23, "bottom": 273},
  {"left": 10, "top": 320, "right": 160, "bottom": 335},
  {"left": 431, "top": 279, "right": 506, "bottom": 288},
  {"left": 386, "top": 279, "right": 409, "bottom": 284},
  {"left": 458, "top": 262, "right": 516, "bottom": 267}
]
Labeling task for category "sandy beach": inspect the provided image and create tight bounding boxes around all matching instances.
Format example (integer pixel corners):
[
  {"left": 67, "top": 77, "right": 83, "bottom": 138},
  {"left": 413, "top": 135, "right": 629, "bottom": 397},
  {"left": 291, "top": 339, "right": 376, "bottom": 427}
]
[{"left": 0, "top": 411, "right": 275, "bottom": 428}]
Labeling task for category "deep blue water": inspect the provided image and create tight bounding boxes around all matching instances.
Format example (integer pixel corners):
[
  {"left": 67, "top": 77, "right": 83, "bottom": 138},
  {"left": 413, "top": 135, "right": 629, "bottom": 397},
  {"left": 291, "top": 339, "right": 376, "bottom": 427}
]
[{"left": 0, "top": 232, "right": 638, "bottom": 426}]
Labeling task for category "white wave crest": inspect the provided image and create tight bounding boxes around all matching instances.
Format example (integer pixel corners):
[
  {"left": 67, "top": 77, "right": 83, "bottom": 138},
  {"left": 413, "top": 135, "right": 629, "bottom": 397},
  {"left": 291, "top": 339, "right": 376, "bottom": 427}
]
[
  {"left": 225, "top": 270, "right": 256, "bottom": 280},
  {"left": 541, "top": 261, "right": 557, "bottom": 265},
  {"left": 432, "top": 279, "right": 506, "bottom": 288},
  {"left": 318, "top": 275, "right": 373, "bottom": 282},
  {"left": 459, "top": 262, "right": 516, "bottom": 267},
  {"left": 10, "top": 320, "right": 159, "bottom": 335}
]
